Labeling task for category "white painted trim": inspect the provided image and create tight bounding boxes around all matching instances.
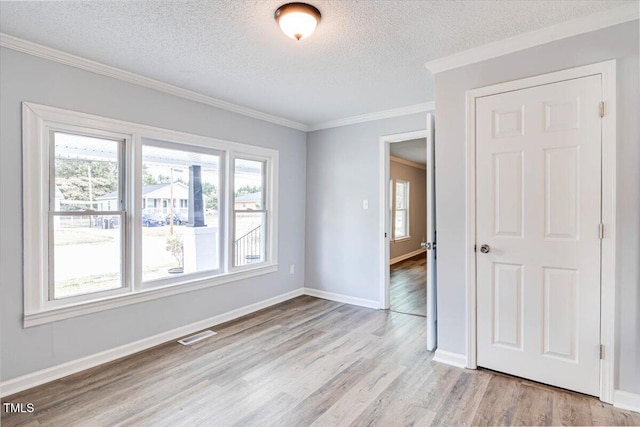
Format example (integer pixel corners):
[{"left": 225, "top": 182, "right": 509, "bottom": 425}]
[
  {"left": 465, "top": 60, "right": 617, "bottom": 403},
  {"left": 390, "top": 155, "right": 426, "bottom": 171},
  {"left": 425, "top": 4, "right": 638, "bottom": 74},
  {"left": 22, "top": 102, "right": 280, "bottom": 327},
  {"left": 465, "top": 87, "right": 478, "bottom": 371},
  {"left": 0, "top": 288, "right": 304, "bottom": 398},
  {"left": 24, "top": 265, "right": 280, "bottom": 328},
  {"left": 0, "top": 33, "right": 307, "bottom": 132},
  {"left": 380, "top": 130, "right": 429, "bottom": 311},
  {"left": 433, "top": 349, "right": 467, "bottom": 369},
  {"left": 613, "top": 390, "right": 640, "bottom": 414},
  {"left": 303, "top": 288, "right": 381, "bottom": 310},
  {"left": 1, "top": 33, "right": 437, "bottom": 133},
  {"left": 390, "top": 248, "right": 426, "bottom": 265},
  {"left": 598, "top": 61, "right": 617, "bottom": 405},
  {"left": 308, "top": 102, "right": 435, "bottom": 132}
]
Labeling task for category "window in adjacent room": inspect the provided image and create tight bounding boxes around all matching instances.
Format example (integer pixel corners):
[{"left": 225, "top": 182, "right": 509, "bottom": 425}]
[{"left": 393, "top": 179, "right": 410, "bottom": 240}]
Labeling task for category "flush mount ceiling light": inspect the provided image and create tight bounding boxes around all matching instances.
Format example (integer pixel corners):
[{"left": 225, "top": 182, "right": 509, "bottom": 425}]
[{"left": 275, "top": 2, "right": 321, "bottom": 41}]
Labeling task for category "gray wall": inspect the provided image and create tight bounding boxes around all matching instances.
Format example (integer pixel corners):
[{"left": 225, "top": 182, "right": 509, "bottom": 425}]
[
  {"left": 390, "top": 160, "right": 427, "bottom": 260},
  {"left": 0, "top": 47, "right": 307, "bottom": 381},
  {"left": 433, "top": 21, "right": 639, "bottom": 393},
  {"left": 306, "top": 115, "right": 426, "bottom": 302}
]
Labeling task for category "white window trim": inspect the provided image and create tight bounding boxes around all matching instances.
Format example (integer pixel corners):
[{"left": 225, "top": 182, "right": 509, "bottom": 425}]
[
  {"left": 229, "top": 153, "right": 277, "bottom": 272},
  {"left": 22, "top": 102, "right": 279, "bottom": 328},
  {"left": 136, "top": 138, "right": 227, "bottom": 289},
  {"left": 393, "top": 179, "right": 410, "bottom": 240}
]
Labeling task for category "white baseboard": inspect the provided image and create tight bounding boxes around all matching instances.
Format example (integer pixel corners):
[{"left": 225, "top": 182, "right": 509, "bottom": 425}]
[
  {"left": 390, "top": 248, "right": 426, "bottom": 265},
  {"left": 614, "top": 390, "right": 640, "bottom": 414},
  {"left": 433, "top": 349, "right": 468, "bottom": 369},
  {"left": 0, "top": 288, "right": 304, "bottom": 398},
  {"left": 303, "top": 287, "right": 381, "bottom": 310}
]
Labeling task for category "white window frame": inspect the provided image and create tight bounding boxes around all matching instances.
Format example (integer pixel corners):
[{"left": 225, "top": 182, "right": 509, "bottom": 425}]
[
  {"left": 393, "top": 179, "right": 410, "bottom": 241},
  {"left": 22, "top": 102, "right": 279, "bottom": 327},
  {"left": 44, "top": 126, "right": 131, "bottom": 308},
  {"left": 230, "top": 155, "right": 273, "bottom": 271},
  {"left": 136, "top": 138, "right": 226, "bottom": 289}
]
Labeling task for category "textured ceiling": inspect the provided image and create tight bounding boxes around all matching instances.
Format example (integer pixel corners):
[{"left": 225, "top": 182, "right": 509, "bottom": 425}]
[
  {"left": 391, "top": 138, "right": 427, "bottom": 165},
  {"left": 0, "top": 1, "right": 631, "bottom": 126}
]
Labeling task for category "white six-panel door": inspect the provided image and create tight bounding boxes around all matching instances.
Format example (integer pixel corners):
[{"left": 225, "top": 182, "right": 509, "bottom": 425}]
[{"left": 476, "top": 75, "right": 602, "bottom": 396}]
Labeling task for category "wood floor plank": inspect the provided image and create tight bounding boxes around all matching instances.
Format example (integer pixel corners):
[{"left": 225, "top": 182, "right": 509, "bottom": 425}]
[
  {"left": 3, "top": 296, "right": 638, "bottom": 427},
  {"left": 309, "top": 361, "right": 406, "bottom": 426},
  {"left": 430, "top": 370, "right": 492, "bottom": 426},
  {"left": 472, "top": 374, "right": 520, "bottom": 426},
  {"left": 551, "top": 388, "right": 593, "bottom": 426},
  {"left": 511, "top": 382, "right": 554, "bottom": 426},
  {"left": 390, "top": 254, "right": 427, "bottom": 317},
  {"left": 274, "top": 357, "right": 379, "bottom": 426}
]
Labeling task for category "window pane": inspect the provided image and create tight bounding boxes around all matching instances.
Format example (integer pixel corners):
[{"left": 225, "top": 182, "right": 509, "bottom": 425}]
[
  {"left": 395, "top": 182, "right": 406, "bottom": 209},
  {"left": 141, "top": 145, "right": 220, "bottom": 282},
  {"left": 53, "top": 214, "right": 122, "bottom": 299},
  {"left": 234, "top": 212, "right": 266, "bottom": 266},
  {"left": 234, "top": 159, "right": 264, "bottom": 210},
  {"left": 395, "top": 210, "right": 407, "bottom": 238},
  {"left": 234, "top": 159, "right": 265, "bottom": 267},
  {"left": 54, "top": 132, "right": 120, "bottom": 212}
]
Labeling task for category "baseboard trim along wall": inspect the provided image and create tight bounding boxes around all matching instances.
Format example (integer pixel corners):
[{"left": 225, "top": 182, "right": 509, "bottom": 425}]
[
  {"left": 0, "top": 288, "right": 304, "bottom": 398},
  {"left": 303, "top": 287, "right": 381, "bottom": 310},
  {"left": 390, "top": 248, "right": 427, "bottom": 265},
  {"left": 614, "top": 390, "right": 640, "bottom": 414},
  {"left": 432, "top": 349, "right": 468, "bottom": 369}
]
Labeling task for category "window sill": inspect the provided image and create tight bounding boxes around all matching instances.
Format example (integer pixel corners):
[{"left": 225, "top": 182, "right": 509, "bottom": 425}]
[
  {"left": 392, "top": 236, "right": 411, "bottom": 243},
  {"left": 23, "top": 263, "right": 278, "bottom": 328}
]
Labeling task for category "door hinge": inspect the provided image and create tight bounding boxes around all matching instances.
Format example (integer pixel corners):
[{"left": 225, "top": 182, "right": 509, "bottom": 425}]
[
  {"left": 600, "top": 344, "right": 605, "bottom": 360},
  {"left": 474, "top": 244, "right": 477, "bottom": 253},
  {"left": 599, "top": 223, "right": 605, "bottom": 239},
  {"left": 599, "top": 101, "right": 605, "bottom": 118}
]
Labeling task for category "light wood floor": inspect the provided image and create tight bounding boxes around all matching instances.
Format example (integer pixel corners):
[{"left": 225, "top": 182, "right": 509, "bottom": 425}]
[
  {"left": 2, "top": 296, "right": 639, "bottom": 426},
  {"left": 390, "top": 254, "right": 427, "bottom": 316}
]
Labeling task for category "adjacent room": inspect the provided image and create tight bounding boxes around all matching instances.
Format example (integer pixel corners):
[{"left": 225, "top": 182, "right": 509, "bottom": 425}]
[
  {"left": 389, "top": 137, "right": 428, "bottom": 317},
  {"left": 1, "top": 1, "right": 639, "bottom": 425}
]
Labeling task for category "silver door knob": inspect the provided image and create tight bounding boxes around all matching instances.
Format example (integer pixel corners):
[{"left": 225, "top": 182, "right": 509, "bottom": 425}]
[{"left": 480, "top": 244, "right": 490, "bottom": 254}]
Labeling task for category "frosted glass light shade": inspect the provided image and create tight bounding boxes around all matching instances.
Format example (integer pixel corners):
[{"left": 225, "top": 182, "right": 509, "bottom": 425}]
[{"left": 275, "top": 3, "right": 321, "bottom": 41}]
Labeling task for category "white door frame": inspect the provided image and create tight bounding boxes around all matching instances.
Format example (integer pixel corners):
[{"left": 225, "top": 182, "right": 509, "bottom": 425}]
[
  {"left": 465, "top": 60, "right": 617, "bottom": 403},
  {"left": 379, "top": 124, "right": 436, "bottom": 350}
]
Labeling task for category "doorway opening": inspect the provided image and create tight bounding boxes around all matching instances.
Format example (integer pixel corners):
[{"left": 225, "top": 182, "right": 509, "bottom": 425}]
[
  {"left": 389, "top": 140, "right": 427, "bottom": 318},
  {"left": 380, "top": 113, "right": 436, "bottom": 350}
]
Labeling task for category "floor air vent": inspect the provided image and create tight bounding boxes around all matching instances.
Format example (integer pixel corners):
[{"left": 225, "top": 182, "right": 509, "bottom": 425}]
[{"left": 178, "top": 330, "right": 217, "bottom": 346}]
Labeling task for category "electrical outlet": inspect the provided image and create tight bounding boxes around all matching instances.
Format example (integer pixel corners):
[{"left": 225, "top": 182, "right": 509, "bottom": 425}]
[{"left": 289, "top": 264, "right": 295, "bottom": 274}]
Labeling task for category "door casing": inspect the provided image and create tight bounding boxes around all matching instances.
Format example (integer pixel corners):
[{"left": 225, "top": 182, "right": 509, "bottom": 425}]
[{"left": 465, "top": 60, "right": 617, "bottom": 403}]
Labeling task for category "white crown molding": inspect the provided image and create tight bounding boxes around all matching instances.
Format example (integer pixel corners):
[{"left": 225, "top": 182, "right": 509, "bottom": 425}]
[
  {"left": 390, "top": 156, "right": 427, "bottom": 171},
  {"left": 1, "top": 32, "right": 435, "bottom": 134},
  {"left": 308, "top": 102, "right": 435, "bottom": 132},
  {"left": 0, "top": 33, "right": 309, "bottom": 132},
  {"left": 425, "top": 3, "right": 639, "bottom": 74}
]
